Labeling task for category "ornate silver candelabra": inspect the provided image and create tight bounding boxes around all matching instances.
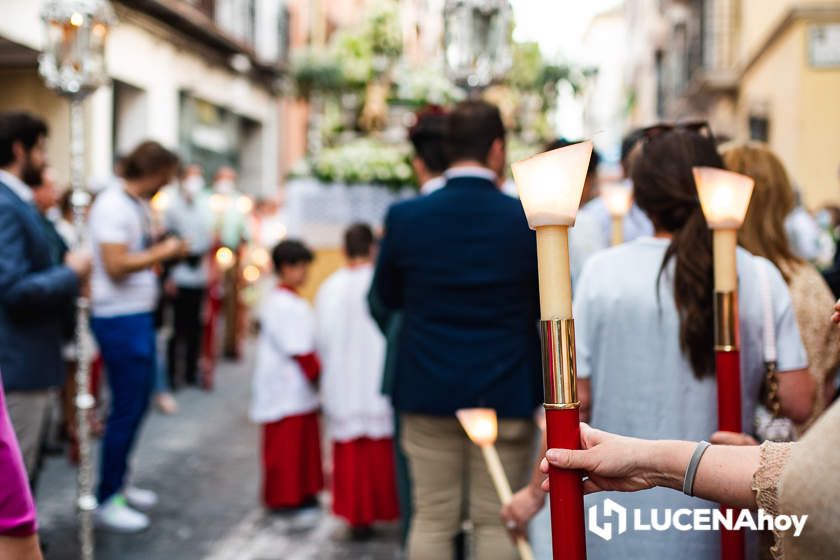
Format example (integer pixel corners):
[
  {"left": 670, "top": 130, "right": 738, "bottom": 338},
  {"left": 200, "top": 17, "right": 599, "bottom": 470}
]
[{"left": 38, "top": 2, "right": 115, "bottom": 558}]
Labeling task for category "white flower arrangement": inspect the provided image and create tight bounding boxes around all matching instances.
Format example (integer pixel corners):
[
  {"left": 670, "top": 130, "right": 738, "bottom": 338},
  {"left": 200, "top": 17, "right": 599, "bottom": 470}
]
[
  {"left": 309, "top": 138, "right": 416, "bottom": 190},
  {"left": 393, "top": 64, "right": 466, "bottom": 106}
]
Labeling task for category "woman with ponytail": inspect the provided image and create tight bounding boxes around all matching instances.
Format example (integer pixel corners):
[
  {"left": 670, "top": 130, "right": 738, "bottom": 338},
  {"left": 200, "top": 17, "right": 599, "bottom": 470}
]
[{"left": 503, "top": 127, "right": 814, "bottom": 559}]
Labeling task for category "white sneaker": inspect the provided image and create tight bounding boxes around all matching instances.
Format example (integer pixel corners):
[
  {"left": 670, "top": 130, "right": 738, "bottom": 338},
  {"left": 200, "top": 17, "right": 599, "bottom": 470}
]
[
  {"left": 154, "top": 392, "right": 179, "bottom": 415},
  {"left": 95, "top": 495, "right": 149, "bottom": 533},
  {"left": 125, "top": 486, "right": 159, "bottom": 510}
]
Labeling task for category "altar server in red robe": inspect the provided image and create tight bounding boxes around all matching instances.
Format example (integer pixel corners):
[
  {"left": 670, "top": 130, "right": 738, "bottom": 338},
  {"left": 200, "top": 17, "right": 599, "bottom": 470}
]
[
  {"left": 316, "top": 224, "right": 399, "bottom": 538},
  {"left": 250, "top": 239, "right": 323, "bottom": 511}
]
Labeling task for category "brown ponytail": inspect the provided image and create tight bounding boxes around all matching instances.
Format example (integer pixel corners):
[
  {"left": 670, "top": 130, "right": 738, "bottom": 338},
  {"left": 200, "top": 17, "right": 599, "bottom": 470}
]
[{"left": 632, "top": 130, "right": 724, "bottom": 379}]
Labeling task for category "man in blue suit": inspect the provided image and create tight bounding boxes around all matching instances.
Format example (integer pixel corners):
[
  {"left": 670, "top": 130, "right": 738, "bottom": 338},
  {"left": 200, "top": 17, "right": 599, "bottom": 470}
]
[
  {"left": 0, "top": 112, "right": 90, "bottom": 484},
  {"left": 373, "top": 101, "right": 541, "bottom": 560}
]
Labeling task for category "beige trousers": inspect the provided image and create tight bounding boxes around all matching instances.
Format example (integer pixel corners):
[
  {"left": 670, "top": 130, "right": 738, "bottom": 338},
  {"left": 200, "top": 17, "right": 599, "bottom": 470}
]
[
  {"left": 401, "top": 413, "right": 535, "bottom": 560},
  {"left": 5, "top": 390, "right": 53, "bottom": 481}
]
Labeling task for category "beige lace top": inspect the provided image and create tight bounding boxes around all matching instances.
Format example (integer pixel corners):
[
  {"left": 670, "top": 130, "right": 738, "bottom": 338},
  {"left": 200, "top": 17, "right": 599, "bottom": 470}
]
[
  {"left": 780, "top": 262, "right": 840, "bottom": 428},
  {"left": 752, "top": 399, "right": 840, "bottom": 559}
]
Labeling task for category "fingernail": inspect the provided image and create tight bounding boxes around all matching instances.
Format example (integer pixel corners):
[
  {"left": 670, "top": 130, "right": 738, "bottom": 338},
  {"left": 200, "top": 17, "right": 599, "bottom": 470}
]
[{"left": 546, "top": 449, "right": 559, "bottom": 461}]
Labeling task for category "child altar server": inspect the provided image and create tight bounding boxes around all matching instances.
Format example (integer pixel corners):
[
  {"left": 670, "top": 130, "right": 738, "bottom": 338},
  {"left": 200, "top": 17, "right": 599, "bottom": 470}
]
[
  {"left": 315, "top": 224, "right": 399, "bottom": 537},
  {"left": 250, "top": 239, "right": 323, "bottom": 511}
]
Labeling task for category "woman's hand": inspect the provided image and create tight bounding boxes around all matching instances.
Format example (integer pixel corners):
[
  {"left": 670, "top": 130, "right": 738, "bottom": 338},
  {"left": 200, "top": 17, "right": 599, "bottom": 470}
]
[
  {"left": 500, "top": 484, "right": 546, "bottom": 542},
  {"left": 831, "top": 299, "right": 840, "bottom": 325},
  {"left": 540, "top": 423, "right": 667, "bottom": 495},
  {"left": 710, "top": 431, "right": 758, "bottom": 446}
]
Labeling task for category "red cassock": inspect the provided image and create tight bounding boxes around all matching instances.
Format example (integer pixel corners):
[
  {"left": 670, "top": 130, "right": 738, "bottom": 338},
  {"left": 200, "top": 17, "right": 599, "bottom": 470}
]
[
  {"left": 261, "top": 411, "right": 324, "bottom": 509},
  {"left": 261, "top": 352, "right": 324, "bottom": 509},
  {"left": 331, "top": 437, "right": 400, "bottom": 527}
]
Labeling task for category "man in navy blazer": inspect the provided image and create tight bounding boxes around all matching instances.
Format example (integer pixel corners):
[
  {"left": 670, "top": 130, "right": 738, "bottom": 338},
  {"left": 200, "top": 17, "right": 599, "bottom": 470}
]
[
  {"left": 373, "top": 101, "right": 541, "bottom": 560},
  {"left": 0, "top": 112, "right": 90, "bottom": 483}
]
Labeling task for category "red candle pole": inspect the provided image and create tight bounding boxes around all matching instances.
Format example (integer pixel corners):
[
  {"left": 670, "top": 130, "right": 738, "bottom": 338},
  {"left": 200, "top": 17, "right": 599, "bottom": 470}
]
[
  {"left": 512, "top": 142, "right": 593, "bottom": 560},
  {"left": 712, "top": 232, "right": 745, "bottom": 560},
  {"left": 536, "top": 228, "right": 587, "bottom": 560},
  {"left": 694, "top": 167, "right": 755, "bottom": 560}
]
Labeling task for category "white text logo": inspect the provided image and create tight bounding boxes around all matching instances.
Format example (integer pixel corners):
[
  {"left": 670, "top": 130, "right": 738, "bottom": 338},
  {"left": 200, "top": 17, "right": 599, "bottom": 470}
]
[{"left": 587, "top": 501, "right": 808, "bottom": 541}]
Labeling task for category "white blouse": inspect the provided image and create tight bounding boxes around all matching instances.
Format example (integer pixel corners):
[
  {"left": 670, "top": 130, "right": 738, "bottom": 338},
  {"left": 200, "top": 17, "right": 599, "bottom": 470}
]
[{"left": 573, "top": 237, "right": 807, "bottom": 558}]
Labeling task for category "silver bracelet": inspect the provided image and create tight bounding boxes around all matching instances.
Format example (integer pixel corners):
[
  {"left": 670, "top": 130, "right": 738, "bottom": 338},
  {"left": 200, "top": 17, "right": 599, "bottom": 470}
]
[{"left": 682, "top": 441, "right": 711, "bottom": 497}]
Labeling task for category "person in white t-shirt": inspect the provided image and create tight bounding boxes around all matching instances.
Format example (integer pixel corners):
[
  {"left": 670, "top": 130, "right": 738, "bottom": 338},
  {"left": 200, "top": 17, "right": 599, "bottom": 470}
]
[
  {"left": 250, "top": 239, "right": 323, "bottom": 511},
  {"left": 88, "top": 141, "right": 188, "bottom": 533},
  {"left": 315, "top": 224, "right": 398, "bottom": 538}
]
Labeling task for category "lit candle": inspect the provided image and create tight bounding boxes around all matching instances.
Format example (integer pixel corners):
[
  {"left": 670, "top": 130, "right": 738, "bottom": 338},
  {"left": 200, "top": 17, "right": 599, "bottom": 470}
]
[
  {"left": 511, "top": 141, "right": 592, "bottom": 560},
  {"left": 600, "top": 182, "right": 633, "bottom": 246},
  {"left": 693, "top": 166, "right": 754, "bottom": 560},
  {"left": 215, "top": 246, "right": 235, "bottom": 270},
  {"left": 513, "top": 141, "right": 592, "bottom": 320},
  {"left": 457, "top": 409, "right": 534, "bottom": 560}
]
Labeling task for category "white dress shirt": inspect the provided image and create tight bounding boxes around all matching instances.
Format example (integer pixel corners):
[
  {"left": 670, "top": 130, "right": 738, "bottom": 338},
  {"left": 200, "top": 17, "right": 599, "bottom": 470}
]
[
  {"left": 419, "top": 176, "right": 446, "bottom": 195},
  {"left": 0, "top": 169, "right": 33, "bottom": 203},
  {"left": 444, "top": 166, "right": 498, "bottom": 183}
]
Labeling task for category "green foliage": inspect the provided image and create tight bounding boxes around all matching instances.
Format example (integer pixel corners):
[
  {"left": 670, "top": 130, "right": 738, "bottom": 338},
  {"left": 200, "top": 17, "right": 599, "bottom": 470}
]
[
  {"left": 291, "top": 48, "right": 342, "bottom": 98},
  {"left": 507, "top": 41, "right": 543, "bottom": 90},
  {"left": 366, "top": 1, "right": 403, "bottom": 58},
  {"left": 293, "top": 1, "right": 403, "bottom": 96}
]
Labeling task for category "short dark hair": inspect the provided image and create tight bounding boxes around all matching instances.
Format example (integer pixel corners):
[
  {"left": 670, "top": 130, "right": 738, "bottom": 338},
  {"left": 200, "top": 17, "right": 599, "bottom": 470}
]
[
  {"left": 544, "top": 138, "right": 601, "bottom": 178},
  {"left": 120, "top": 141, "right": 180, "bottom": 180},
  {"left": 0, "top": 112, "right": 48, "bottom": 167},
  {"left": 409, "top": 107, "right": 448, "bottom": 173},
  {"left": 344, "top": 223, "right": 375, "bottom": 259},
  {"left": 444, "top": 101, "right": 505, "bottom": 164},
  {"left": 272, "top": 239, "right": 313, "bottom": 270}
]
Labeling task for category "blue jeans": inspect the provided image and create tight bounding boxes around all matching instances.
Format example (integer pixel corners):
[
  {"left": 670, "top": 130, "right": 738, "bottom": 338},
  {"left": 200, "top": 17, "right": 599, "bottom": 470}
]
[{"left": 91, "top": 312, "right": 155, "bottom": 503}]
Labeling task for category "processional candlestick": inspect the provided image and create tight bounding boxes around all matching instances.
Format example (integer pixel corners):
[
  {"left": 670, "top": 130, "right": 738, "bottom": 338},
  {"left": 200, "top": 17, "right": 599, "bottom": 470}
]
[{"left": 39, "top": 2, "right": 116, "bottom": 558}]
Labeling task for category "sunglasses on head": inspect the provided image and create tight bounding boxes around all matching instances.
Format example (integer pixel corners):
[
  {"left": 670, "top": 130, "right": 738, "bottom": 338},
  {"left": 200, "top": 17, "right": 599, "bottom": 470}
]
[{"left": 640, "top": 120, "right": 714, "bottom": 141}]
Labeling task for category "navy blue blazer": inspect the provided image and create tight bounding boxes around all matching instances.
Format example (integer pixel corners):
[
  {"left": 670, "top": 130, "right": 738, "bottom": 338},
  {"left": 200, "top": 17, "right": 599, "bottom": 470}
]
[
  {"left": 0, "top": 180, "right": 78, "bottom": 392},
  {"left": 373, "top": 175, "right": 542, "bottom": 418}
]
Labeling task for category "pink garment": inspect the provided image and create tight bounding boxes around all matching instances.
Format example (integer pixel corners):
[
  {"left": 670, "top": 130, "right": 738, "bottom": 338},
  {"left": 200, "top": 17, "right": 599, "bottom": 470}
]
[{"left": 0, "top": 376, "right": 37, "bottom": 537}]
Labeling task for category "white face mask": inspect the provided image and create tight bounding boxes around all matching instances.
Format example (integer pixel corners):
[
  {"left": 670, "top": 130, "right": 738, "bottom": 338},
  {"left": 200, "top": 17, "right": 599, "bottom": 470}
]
[
  {"left": 215, "top": 179, "right": 235, "bottom": 194},
  {"left": 184, "top": 175, "right": 205, "bottom": 196}
]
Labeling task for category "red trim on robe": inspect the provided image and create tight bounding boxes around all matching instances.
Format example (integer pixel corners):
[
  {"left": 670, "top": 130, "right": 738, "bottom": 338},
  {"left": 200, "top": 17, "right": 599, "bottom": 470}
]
[
  {"left": 293, "top": 352, "right": 321, "bottom": 382},
  {"left": 331, "top": 437, "right": 400, "bottom": 527},
  {"left": 261, "top": 411, "right": 323, "bottom": 509}
]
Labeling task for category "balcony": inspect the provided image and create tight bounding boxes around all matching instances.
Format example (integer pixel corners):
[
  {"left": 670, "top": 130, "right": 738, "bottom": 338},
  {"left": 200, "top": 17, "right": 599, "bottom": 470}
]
[{"left": 114, "top": 0, "right": 284, "bottom": 82}]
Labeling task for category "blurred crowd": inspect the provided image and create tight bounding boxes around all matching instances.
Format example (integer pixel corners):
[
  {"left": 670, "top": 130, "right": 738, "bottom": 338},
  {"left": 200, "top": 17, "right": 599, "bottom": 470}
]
[
  {"left": 2, "top": 96, "right": 840, "bottom": 560},
  {"left": 0, "top": 111, "right": 285, "bottom": 554}
]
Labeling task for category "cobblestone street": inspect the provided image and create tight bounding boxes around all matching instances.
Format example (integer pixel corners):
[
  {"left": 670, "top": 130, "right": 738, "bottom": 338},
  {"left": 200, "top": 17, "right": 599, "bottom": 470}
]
[{"left": 37, "top": 346, "right": 403, "bottom": 560}]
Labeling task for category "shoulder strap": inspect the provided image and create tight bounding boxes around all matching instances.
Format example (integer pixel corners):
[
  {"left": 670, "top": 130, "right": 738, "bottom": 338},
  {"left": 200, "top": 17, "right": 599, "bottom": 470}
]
[{"left": 755, "top": 258, "right": 777, "bottom": 365}]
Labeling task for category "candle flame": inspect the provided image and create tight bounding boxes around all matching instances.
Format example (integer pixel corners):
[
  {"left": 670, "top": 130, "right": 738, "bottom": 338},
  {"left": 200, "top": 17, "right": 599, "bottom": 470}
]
[
  {"left": 456, "top": 408, "right": 498, "bottom": 446},
  {"left": 243, "top": 264, "right": 260, "bottom": 282},
  {"left": 209, "top": 193, "right": 227, "bottom": 214},
  {"left": 236, "top": 195, "right": 253, "bottom": 214},
  {"left": 215, "top": 247, "right": 234, "bottom": 269},
  {"left": 250, "top": 247, "right": 270, "bottom": 268}
]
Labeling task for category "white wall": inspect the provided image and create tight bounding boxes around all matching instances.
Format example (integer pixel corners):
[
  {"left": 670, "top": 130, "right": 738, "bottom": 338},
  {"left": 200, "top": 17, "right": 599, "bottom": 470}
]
[{"left": 0, "top": 0, "right": 280, "bottom": 195}]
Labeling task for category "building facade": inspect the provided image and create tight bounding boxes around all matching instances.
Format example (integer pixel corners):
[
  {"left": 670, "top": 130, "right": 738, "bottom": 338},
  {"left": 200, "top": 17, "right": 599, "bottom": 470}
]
[
  {"left": 0, "top": 0, "right": 289, "bottom": 196},
  {"left": 624, "top": 0, "right": 840, "bottom": 208}
]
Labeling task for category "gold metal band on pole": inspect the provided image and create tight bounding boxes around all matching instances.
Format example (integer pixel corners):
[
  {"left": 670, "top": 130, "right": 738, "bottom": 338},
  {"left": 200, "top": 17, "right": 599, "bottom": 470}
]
[
  {"left": 714, "top": 291, "right": 739, "bottom": 351},
  {"left": 539, "top": 319, "right": 579, "bottom": 408}
]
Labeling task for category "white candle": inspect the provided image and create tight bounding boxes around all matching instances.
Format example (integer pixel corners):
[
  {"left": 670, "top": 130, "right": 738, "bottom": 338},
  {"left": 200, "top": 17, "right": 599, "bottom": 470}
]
[{"left": 536, "top": 226, "right": 572, "bottom": 320}]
